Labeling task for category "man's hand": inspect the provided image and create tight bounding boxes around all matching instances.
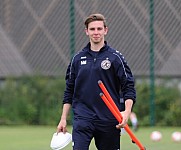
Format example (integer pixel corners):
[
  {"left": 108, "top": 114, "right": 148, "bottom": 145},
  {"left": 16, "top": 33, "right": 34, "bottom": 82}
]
[
  {"left": 116, "top": 99, "right": 133, "bottom": 129},
  {"left": 57, "top": 119, "right": 67, "bottom": 133},
  {"left": 116, "top": 109, "right": 131, "bottom": 129},
  {"left": 57, "top": 103, "right": 71, "bottom": 133}
]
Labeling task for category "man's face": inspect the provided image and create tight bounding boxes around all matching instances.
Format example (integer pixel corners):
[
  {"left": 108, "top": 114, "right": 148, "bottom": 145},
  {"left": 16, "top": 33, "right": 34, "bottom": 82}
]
[{"left": 85, "top": 21, "right": 108, "bottom": 44}]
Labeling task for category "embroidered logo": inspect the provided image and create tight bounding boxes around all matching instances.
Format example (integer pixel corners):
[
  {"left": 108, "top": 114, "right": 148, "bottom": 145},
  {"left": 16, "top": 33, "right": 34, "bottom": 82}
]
[
  {"left": 81, "top": 60, "right": 87, "bottom": 65},
  {"left": 81, "top": 56, "right": 86, "bottom": 59},
  {"left": 101, "top": 59, "right": 111, "bottom": 70},
  {"left": 80, "top": 56, "right": 87, "bottom": 65}
]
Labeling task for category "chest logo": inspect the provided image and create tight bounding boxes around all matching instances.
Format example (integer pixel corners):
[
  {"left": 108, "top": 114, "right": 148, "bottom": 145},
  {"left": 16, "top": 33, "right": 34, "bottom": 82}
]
[
  {"left": 101, "top": 59, "right": 111, "bottom": 70},
  {"left": 81, "top": 60, "right": 87, "bottom": 65}
]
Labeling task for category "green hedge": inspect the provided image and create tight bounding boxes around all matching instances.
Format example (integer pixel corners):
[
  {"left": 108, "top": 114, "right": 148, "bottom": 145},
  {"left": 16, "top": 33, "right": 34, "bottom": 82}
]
[
  {"left": 0, "top": 76, "right": 180, "bottom": 126},
  {"left": 134, "top": 80, "right": 181, "bottom": 126},
  {"left": 0, "top": 76, "right": 65, "bottom": 125}
]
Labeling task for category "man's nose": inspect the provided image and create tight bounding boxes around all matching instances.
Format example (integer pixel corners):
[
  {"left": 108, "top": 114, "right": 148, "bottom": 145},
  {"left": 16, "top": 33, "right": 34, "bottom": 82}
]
[{"left": 93, "top": 29, "right": 99, "bottom": 34}]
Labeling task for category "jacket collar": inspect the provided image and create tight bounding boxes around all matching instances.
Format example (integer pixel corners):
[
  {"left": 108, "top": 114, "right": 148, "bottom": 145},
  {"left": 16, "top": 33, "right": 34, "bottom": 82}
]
[{"left": 84, "top": 41, "right": 108, "bottom": 52}]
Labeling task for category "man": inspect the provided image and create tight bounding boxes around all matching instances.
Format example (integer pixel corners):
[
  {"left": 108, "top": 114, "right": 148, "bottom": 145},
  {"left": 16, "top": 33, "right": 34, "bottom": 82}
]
[
  {"left": 130, "top": 112, "right": 139, "bottom": 131},
  {"left": 57, "top": 13, "right": 136, "bottom": 150}
]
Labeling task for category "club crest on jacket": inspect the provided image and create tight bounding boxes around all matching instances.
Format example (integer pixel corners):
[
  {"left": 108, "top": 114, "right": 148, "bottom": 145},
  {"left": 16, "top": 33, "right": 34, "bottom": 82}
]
[{"left": 101, "top": 59, "right": 111, "bottom": 70}]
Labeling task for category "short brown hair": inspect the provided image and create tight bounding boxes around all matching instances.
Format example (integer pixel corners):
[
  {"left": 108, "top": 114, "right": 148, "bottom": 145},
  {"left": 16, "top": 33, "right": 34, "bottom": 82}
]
[{"left": 84, "top": 13, "right": 107, "bottom": 28}]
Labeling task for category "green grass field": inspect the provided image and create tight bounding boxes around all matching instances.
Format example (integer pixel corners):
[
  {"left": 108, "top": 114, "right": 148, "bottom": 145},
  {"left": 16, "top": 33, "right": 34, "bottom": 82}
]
[{"left": 0, "top": 126, "right": 180, "bottom": 150}]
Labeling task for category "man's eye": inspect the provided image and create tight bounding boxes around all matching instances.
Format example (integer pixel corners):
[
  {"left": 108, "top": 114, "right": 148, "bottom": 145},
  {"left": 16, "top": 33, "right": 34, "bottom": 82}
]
[
  {"left": 90, "top": 28, "right": 95, "bottom": 31},
  {"left": 98, "top": 28, "right": 103, "bottom": 30}
]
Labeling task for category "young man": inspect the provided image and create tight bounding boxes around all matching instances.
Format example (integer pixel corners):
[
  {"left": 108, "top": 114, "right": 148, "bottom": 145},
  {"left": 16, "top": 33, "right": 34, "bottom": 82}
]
[
  {"left": 57, "top": 13, "right": 136, "bottom": 150},
  {"left": 130, "top": 112, "right": 139, "bottom": 131}
]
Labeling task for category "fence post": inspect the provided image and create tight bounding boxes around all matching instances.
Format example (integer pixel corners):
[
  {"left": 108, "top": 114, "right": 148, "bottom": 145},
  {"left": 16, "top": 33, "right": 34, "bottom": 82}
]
[
  {"left": 69, "top": 0, "right": 75, "bottom": 58},
  {"left": 69, "top": 0, "right": 75, "bottom": 124},
  {"left": 149, "top": 0, "right": 155, "bottom": 126}
]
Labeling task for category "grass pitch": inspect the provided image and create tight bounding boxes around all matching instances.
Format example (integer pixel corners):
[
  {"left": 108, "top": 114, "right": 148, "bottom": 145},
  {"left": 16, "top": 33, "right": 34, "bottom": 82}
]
[{"left": 0, "top": 126, "right": 180, "bottom": 150}]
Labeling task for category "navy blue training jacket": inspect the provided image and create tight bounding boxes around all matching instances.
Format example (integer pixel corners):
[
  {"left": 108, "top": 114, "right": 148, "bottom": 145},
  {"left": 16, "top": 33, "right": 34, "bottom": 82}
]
[{"left": 63, "top": 41, "right": 136, "bottom": 122}]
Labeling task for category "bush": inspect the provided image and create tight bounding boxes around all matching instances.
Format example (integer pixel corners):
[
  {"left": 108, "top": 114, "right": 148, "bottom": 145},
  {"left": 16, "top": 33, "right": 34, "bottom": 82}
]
[
  {"left": 0, "top": 77, "right": 180, "bottom": 126},
  {"left": 134, "top": 79, "right": 181, "bottom": 126},
  {"left": 0, "top": 76, "right": 65, "bottom": 125}
]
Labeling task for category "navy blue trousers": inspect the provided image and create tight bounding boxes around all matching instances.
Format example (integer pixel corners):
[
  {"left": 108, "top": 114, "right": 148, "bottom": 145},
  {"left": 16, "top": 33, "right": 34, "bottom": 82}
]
[{"left": 72, "top": 119, "right": 120, "bottom": 150}]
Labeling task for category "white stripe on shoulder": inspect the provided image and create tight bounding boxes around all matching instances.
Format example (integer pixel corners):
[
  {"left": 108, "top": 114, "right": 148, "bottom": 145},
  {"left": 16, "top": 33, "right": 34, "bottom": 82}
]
[
  {"left": 113, "top": 53, "right": 128, "bottom": 78},
  {"left": 69, "top": 53, "right": 80, "bottom": 79}
]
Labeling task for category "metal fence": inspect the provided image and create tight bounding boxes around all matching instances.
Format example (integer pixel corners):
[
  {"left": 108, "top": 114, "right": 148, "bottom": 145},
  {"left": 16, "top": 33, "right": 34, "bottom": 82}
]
[{"left": 0, "top": 0, "right": 181, "bottom": 77}]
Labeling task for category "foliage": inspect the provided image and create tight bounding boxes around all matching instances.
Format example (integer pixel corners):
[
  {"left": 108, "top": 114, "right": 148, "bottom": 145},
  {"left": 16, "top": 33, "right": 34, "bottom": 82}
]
[
  {"left": 0, "top": 76, "right": 65, "bottom": 125},
  {"left": 0, "top": 77, "right": 180, "bottom": 126},
  {"left": 134, "top": 79, "right": 181, "bottom": 126}
]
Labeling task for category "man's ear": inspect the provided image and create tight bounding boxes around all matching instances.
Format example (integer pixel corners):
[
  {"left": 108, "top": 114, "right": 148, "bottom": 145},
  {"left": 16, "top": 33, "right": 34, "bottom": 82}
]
[
  {"left": 85, "top": 28, "right": 88, "bottom": 35},
  {"left": 104, "top": 27, "right": 108, "bottom": 35}
]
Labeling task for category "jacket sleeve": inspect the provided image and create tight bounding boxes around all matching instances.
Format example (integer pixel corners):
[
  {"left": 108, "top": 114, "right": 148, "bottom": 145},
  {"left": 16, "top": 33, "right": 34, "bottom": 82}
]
[
  {"left": 63, "top": 59, "right": 76, "bottom": 105},
  {"left": 115, "top": 53, "right": 136, "bottom": 103}
]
